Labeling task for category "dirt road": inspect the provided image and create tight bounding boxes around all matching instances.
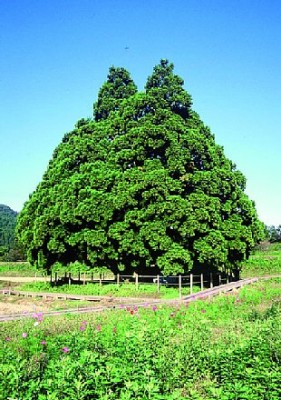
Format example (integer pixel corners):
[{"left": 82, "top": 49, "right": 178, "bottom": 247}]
[{"left": 0, "top": 276, "right": 48, "bottom": 283}]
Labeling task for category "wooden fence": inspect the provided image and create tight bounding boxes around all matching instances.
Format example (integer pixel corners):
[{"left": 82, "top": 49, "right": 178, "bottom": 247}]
[{"left": 49, "top": 271, "right": 233, "bottom": 299}]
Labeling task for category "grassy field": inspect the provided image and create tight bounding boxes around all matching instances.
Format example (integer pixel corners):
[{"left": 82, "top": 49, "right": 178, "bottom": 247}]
[
  {"left": 242, "top": 242, "right": 281, "bottom": 278},
  {"left": 1, "top": 278, "right": 280, "bottom": 399},
  {"left": 0, "top": 262, "right": 40, "bottom": 277}
]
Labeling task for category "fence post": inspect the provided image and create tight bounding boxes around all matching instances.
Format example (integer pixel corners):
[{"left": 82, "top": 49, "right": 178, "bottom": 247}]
[
  {"left": 83, "top": 272, "right": 86, "bottom": 285},
  {"left": 190, "top": 273, "right": 193, "bottom": 295},
  {"left": 157, "top": 275, "right": 160, "bottom": 293},
  {"left": 117, "top": 273, "right": 120, "bottom": 287},
  {"left": 55, "top": 272, "right": 58, "bottom": 285},
  {"left": 227, "top": 274, "right": 229, "bottom": 284},
  {"left": 218, "top": 273, "right": 221, "bottom": 286},
  {"left": 99, "top": 273, "right": 102, "bottom": 286},
  {"left": 135, "top": 273, "right": 139, "bottom": 290},
  {"left": 179, "top": 275, "right": 182, "bottom": 299},
  {"left": 210, "top": 273, "right": 213, "bottom": 288},
  {"left": 200, "top": 273, "right": 204, "bottom": 291},
  {"left": 68, "top": 273, "right": 71, "bottom": 286}
]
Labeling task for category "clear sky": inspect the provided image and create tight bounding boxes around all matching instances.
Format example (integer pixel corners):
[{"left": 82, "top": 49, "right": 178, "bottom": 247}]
[{"left": 1, "top": 0, "right": 280, "bottom": 226}]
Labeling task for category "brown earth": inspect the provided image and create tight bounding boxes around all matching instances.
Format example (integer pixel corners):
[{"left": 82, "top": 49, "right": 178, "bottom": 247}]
[
  {"left": 0, "top": 295, "right": 102, "bottom": 316},
  {"left": 0, "top": 295, "right": 61, "bottom": 315},
  {"left": 0, "top": 276, "right": 48, "bottom": 283}
]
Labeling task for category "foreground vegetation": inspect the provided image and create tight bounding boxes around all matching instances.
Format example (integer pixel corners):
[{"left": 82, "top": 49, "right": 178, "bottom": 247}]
[{"left": 1, "top": 279, "right": 280, "bottom": 399}]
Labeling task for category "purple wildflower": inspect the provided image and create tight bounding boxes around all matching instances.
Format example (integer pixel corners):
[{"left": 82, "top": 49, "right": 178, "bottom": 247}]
[
  {"left": 62, "top": 347, "right": 70, "bottom": 353},
  {"left": 32, "top": 312, "right": 43, "bottom": 324}
]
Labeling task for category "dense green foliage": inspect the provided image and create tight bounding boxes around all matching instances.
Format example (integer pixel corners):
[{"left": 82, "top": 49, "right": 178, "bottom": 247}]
[
  {"left": 0, "top": 204, "right": 17, "bottom": 253},
  {"left": 1, "top": 280, "right": 280, "bottom": 399},
  {"left": 0, "top": 204, "right": 24, "bottom": 261},
  {"left": 17, "top": 60, "right": 264, "bottom": 276}
]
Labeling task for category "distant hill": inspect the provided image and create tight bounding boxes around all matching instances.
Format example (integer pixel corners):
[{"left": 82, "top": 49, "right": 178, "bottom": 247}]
[{"left": 0, "top": 204, "right": 18, "bottom": 254}]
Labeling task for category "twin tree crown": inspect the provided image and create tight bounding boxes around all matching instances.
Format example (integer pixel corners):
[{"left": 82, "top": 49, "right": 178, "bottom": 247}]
[{"left": 16, "top": 60, "right": 264, "bottom": 277}]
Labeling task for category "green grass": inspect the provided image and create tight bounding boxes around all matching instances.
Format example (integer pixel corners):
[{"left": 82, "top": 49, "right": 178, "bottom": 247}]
[
  {"left": 242, "top": 242, "right": 281, "bottom": 278},
  {"left": 0, "top": 262, "right": 41, "bottom": 277},
  {"left": 1, "top": 278, "right": 281, "bottom": 399}
]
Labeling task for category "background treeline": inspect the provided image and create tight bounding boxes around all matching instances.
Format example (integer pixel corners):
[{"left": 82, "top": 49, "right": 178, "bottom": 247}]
[
  {"left": 0, "top": 204, "right": 25, "bottom": 261},
  {"left": 267, "top": 225, "right": 281, "bottom": 243}
]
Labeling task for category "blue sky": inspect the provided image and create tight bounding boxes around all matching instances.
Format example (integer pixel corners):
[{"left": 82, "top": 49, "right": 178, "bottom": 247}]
[{"left": 1, "top": 0, "right": 280, "bottom": 226}]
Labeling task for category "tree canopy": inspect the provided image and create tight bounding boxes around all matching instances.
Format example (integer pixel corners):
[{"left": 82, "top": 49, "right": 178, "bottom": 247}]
[{"left": 16, "top": 60, "right": 264, "bottom": 277}]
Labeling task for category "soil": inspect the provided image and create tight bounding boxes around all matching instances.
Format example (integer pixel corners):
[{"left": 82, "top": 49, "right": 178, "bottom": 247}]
[{"left": 0, "top": 296, "right": 62, "bottom": 315}]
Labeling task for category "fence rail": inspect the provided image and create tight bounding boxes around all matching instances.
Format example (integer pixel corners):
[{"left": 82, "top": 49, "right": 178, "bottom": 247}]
[{"left": 47, "top": 271, "right": 234, "bottom": 299}]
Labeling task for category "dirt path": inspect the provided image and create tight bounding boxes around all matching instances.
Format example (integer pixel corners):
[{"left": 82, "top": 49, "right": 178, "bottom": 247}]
[
  {"left": 0, "top": 296, "right": 62, "bottom": 315},
  {"left": 0, "top": 276, "right": 48, "bottom": 283}
]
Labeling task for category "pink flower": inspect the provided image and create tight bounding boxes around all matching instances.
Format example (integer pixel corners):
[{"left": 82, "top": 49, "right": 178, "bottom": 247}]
[
  {"left": 32, "top": 312, "right": 43, "bottom": 322},
  {"left": 5, "top": 337, "right": 11, "bottom": 341},
  {"left": 152, "top": 305, "right": 157, "bottom": 312},
  {"left": 41, "top": 340, "right": 47, "bottom": 345},
  {"left": 22, "top": 332, "right": 28, "bottom": 338},
  {"left": 62, "top": 347, "right": 70, "bottom": 353},
  {"left": 80, "top": 320, "right": 87, "bottom": 331},
  {"left": 37, "top": 313, "right": 43, "bottom": 322},
  {"left": 96, "top": 325, "right": 101, "bottom": 332}
]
